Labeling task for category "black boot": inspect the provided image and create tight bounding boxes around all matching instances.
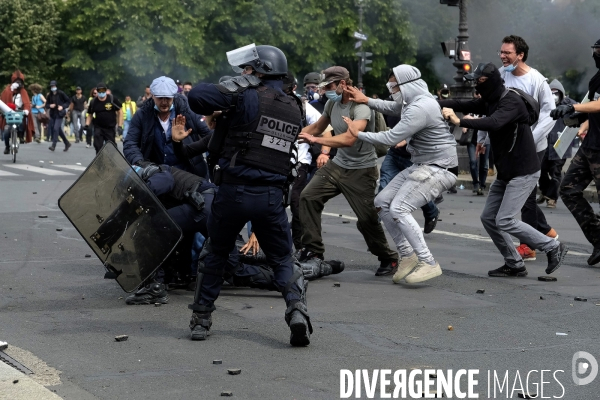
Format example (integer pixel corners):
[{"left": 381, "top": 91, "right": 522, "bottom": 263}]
[
  {"left": 285, "top": 301, "right": 312, "bottom": 347},
  {"left": 3, "top": 146, "right": 8, "bottom": 155},
  {"left": 125, "top": 282, "right": 168, "bottom": 305},
  {"left": 300, "top": 258, "right": 344, "bottom": 281},
  {"left": 189, "top": 312, "right": 212, "bottom": 341}
]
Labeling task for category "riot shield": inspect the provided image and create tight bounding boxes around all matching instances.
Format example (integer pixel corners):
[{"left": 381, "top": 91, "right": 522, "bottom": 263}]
[{"left": 58, "top": 142, "right": 182, "bottom": 292}]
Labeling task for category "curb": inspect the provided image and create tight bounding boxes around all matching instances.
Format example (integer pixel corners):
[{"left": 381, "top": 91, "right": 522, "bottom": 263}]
[{"left": 0, "top": 358, "right": 61, "bottom": 400}]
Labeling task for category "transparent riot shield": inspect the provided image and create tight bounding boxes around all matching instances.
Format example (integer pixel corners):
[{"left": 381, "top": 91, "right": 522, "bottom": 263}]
[
  {"left": 226, "top": 43, "right": 259, "bottom": 73},
  {"left": 58, "top": 143, "right": 182, "bottom": 292}
]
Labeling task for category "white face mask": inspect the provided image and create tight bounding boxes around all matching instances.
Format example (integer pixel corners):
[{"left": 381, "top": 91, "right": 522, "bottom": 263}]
[
  {"left": 10, "top": 83, "right": 19, "bottom": 91},
  {"left": 553, "top": 93, "right": 560, "bottom": 105},
  {"left": 391, "top": 91, "right": 403, "bottom": 104}
]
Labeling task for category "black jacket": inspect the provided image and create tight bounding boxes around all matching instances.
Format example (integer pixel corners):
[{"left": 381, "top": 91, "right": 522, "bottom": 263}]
[
  {"left": 123, "top": 94, "right": 211, "bottom": 178},
  {"left": 440, "top": 90, "right": 540, "bottom": 181},
  {"left": 45, "top": 90, "right": 71, "bottom": 118}
]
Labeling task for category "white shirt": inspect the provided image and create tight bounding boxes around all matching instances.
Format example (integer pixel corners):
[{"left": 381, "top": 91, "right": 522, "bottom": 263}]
[
  {"left": 293, "top": 102, "right": 321, "bottom": 165},
  {"left": 501, "top": 67, "right": 556, "bottom": 152}
]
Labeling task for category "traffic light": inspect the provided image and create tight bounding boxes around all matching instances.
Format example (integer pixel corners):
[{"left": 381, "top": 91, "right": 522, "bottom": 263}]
[
  {"left": 356, "top": 51, "right": 373, "bottom": 74},
  {"left": 462, "top": 63, "right": 472, "bottom": 74},
  {"left": 440, "top": 0, "right": 460, "bottom": 5}
]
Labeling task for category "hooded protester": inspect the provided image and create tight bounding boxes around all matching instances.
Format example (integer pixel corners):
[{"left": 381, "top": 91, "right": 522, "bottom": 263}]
[
  {"left": 341, "top": 64, "right": 457, "bottom": 284},
  {"left": 537, "top": 79, "right": 578, "bottom": 208},
  {"left": 0, "top": 70, "right": 33, "bottom": 145},
  {"left": 45, "top": 80, "right": 71, "bottom": 152},
  {"left": 553, "top": 38, "right": 600, "bottom": 266},
  {"left": 440, "top": 62, "right": 568, "bottom": 278}
]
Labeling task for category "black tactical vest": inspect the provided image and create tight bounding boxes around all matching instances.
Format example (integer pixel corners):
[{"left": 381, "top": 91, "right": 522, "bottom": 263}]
[{"left": 222, "top": 86, "right": 302, "bottom": 176}]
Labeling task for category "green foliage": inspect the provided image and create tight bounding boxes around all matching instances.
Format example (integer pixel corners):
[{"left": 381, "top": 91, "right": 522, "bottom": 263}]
[
  {"left": 0, "top": 0, "right": 63, "bottom": 86},
  {"left": 59, "top": 0, "right": 416, "bottom": 97}
]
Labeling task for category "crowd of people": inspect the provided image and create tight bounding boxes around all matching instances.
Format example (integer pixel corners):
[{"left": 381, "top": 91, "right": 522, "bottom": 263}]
[{"left": 6, "top": 34, "right": 600, "bottom": 347}]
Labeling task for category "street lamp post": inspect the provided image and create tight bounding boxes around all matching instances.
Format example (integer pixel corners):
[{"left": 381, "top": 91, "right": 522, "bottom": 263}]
[
  {"left": 451, "top": 0, "right": 474, "bottom": 99},
  {"left": 357, "top": 0, "right": 365, "bottom": 90}
]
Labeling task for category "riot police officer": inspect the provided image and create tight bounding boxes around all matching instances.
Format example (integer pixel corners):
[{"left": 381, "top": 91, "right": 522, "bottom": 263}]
[{"left": 186, "top": 44, "right": 312, "bottom": 346}]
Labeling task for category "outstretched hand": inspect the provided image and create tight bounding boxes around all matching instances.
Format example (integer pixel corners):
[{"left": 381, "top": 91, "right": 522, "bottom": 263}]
[
  {"left": 240, "top": 233, "right": 260, "bottom": 256},
  {"left": 342, "top": 116, "right": 360, "bottom": 137},
  {"left": 344, "top": 86, "right": 369, "bottom": 104},
  {"left": 172, "top": 115, "right": 192, "bottom": 142}
]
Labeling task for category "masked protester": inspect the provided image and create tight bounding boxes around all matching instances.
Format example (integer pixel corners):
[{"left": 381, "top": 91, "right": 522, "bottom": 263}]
[
  {"left": 553, "top": 38, "right": 600, "bottom": 266},
  {"left": 45, "top": 80, "right": 71, "bottom": 152},
  {"left": 339, "top": 65, "right": 457, "bottom": 284},
  {"left": 0, "top": 70, "right": 33, "bottom": 148},
  {"left": 440, "top": 62, "right": 568, "bottom": 278}
]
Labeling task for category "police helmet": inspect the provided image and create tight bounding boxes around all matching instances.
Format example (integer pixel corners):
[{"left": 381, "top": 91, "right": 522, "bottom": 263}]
[
  {"left": 303, "top": 72, "right": 320, "bottom": 86},
  {"left": 239, "top": 45, "right": 288, "bottom": 77}
]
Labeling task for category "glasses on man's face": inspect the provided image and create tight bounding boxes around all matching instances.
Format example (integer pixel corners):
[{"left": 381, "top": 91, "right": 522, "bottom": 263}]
[
  {"left": 497, "top": 50, "right": 515, "bottom": 56},
  {"left": 97, "top": 89, "right": 107, "bottom": 93},
  {"left": 241, "top": 66, "right": 254, "bottom": 75},
  {"left": 305, "top": 85, "right": 318, "bottom": 91}
]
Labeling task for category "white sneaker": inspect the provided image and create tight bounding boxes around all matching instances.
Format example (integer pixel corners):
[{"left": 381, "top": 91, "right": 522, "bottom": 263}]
[
  {"left": 86, "top": 144, "right": 90, "bottom": 148},
  {"left": 392, "top": 253, "right": 419, "bottom": 284},
  {"left": 405, "top": 261, "right": 442, "bottom": 284}
]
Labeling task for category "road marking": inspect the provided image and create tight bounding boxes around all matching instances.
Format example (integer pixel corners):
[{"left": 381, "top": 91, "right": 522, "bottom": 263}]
[
  {"left": 52, "top": 164, "right": 86, "bottom": 171},
  {"left": 323, "top": 212, "right": 590, "bottom": 257},
  {"left": 0, "top": 169, "right": 20, "bottom": 176},
  {"left": 3, "top": 164, "right": 74, "bottom": 176}
]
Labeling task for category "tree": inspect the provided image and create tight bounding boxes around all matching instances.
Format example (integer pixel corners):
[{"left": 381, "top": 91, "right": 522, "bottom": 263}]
[{"left": 0, "top": 0, "right": 63, "bottom": 87}]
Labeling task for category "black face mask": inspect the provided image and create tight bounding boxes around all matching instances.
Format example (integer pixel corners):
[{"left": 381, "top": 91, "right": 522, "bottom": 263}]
[{"left": 594, "top": 53, "right": 600, "bottom": 69}]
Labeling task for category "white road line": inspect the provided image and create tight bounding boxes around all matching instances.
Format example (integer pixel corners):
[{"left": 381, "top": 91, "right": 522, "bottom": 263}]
[
  {"left": 0, "top": 169, "right": 20, "bottom": 176},
  {"left": 323, "top": 212, "right": 590, "bottom": 257},
  {"left": 3, "top": 164, "right": 74, "bottom": 176},
  {"left": 52, "top": 164, "right": 86, "bottom": 172}
]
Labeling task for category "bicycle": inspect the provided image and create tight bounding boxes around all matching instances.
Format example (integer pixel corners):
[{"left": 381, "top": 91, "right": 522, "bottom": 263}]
[{"left": 5, "top": 111, "right": 23, "bottom": 163}]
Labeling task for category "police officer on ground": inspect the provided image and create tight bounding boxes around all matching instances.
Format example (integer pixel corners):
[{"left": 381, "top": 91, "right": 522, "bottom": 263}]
[{"left": 186, "top": 44, "right": 312, "bottom": 346}]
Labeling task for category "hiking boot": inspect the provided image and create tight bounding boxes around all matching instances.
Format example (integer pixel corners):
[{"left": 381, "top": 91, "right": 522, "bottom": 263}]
[
  {"left": 285, "top": 302, "right": 312, "bottom": 347},
  {"left": 546, "top": 199, "right": 556, "bottom": 209},
  {"left": 189, "top": 312, "right": 212, "bottom": 341},
  {"left": 424, "top": 215, "right": 438, "bottom": 234},
  {"left": 488, "top": 265, "right": 528, "bottom": 277},
  {"left": 546, "top": 242, "right": 568, "bottom": 274},
  {"left": 516, "top": 244, "right": 536, "bottom": 261},
  {"left": 536, "top": 194, "right": 547, "bottom": 204},
  {"left": 64, "top": 142, "right": 71, "bottom": 152},
  {"left": 392, "top": 253, "right": 419, "bottom": 283},
  {"left": 125, "top": 282, "right": 168, "bottom": 305},
  {"left": 375, "top": 259, "right": 398, "bottom": 276},
  {"left": 477, "top": 187, "right": 484, "bottom": 196},
  {"left": 405, "top": 261, "right": 442, "bottom": 283},
  {"left": 3, "top": 147, "right": 8, "bottom": 155},
  {"left": 297, "top": 248, "right": 323, "bottom": 262},
  {"left": 588, "top": 246, "right": 600, "bottom": 266},
  {"left": 546, "top": 228, "right": 558, "bottom": 240}
]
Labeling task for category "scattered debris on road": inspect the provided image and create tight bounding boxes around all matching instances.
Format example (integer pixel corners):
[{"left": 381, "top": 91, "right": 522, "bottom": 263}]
[
  {"left": 227, "top": 368, "right": 241, "bottom": 375},
  {"left": 115, "top": 335, "right": 129, "bottom": 342}
]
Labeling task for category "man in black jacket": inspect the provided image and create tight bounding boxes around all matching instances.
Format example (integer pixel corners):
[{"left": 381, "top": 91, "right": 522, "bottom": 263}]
[
  {"left": 45, "top": 80, "right": 71, "bottom": 152},
  {"left": 123, "top": 76, "right": 211, "bottom": 179},
  {"left": 440, "top": 62, "right": 568, "bottom": 277}
]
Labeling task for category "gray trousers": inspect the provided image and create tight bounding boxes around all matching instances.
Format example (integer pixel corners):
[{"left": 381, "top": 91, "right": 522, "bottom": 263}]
[
  {"left": 481, "top": 172, "right": 557, "bottom": 268},
  {"left": 375, "top": 164, "right": 456, "bottom": 264}
]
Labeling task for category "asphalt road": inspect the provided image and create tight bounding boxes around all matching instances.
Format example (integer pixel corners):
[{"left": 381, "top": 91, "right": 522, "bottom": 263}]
[{"left": 1, "top": 141, "right": 599, "bottom": 399}]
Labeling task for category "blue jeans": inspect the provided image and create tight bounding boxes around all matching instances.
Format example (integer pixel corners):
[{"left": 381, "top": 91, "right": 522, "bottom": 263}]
[
  {"left": 466, "top": 142, "right": 490, "bottom": 188},
  {"left": 380, "top": 150, "right": 439, "bottom": 221},
  {"left": 123, "top": 120, "right": 131, "bottom": 139}
]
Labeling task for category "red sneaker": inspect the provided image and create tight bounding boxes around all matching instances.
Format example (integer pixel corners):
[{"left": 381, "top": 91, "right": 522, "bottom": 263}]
[{"left": 516, "top": 244, "right": 536, "bottom": 262}]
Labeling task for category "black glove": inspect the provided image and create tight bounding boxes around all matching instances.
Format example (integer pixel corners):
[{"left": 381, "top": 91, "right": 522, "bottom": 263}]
[
  {"left": 132, "top": 163, "right": 162, "bottom": 181},
  {"left": 117, "top": 126, "right": 124, "bottom": 136},
  {"left": 550, "top": 104, "right": 575, "bottom": 120}
]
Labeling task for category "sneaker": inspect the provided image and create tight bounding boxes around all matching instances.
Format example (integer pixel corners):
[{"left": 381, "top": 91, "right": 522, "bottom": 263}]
[
  {"left": 189, "top": 312, "right": 212, "bottom": 341},
  {"left": 35, "top": 138, "right": 40, "bottom": 143},
  {"left": 588, "top": 246, "right": 600, "bottom": 266},
  {"left": 75, "top": 139, "right": 80, "bottom": 144},
  {"left": 488, "top": 265, "right": 528, "bottom": 277},
  {"left": 392, "top": 253, "right": 419, "bottom": 283},
  {"left": 546, "top": 228, "right": 558, "bottom": 241},
  {"left": 3, "top": 147, "right": 8, "bottom": 155},
  {"left": 447, "top": 186, "right": 457, "bottom": 194},
  {"left": 546, "top": 199, "right": 556, "bottom": 209},
  {"left": 472, "top": 184, "right": 479, "bottom": 194},
  {"left": 546, "top": 242, "right": 568, "bottom": 274},
  {"left": 477, "top": 187, "right": 484, "bottom": 196},
  {"left": 405, "top": 261, "right": 442, "bottom": 283},
  {"left": 125, "top": 282, "right": 168, "bottom": 305},
  {"left": 48, "top": 146, "right": 55, "bottom": 151},
  {"left": 516, "top": 244, "right": 536, "bottom": 261},
  {"left": 375, "top": 259, "right": 398, "bottom": 276},
  {"left": 424, "top": 216, "right": 438, "bottom": 234},
  {"left": 536, "top": 194, "right": 547, "bottom": 204},
  {"left": 297, "top": 248, "right": 323, "bottom": 262},
  {"left": 434, "top": 194, "right": 444, "bottom": 205},
  {"left": 488, "top": 168, "right": 496, "bottom": 177},
  {"left": 64, "top": 143, "right": 71, "bottom": 152},
  {"left": 86, "top": 144, "right": 90, "bottom": 148}
]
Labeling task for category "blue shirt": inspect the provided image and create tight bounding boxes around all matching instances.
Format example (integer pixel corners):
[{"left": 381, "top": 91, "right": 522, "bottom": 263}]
[{"left": 188, "top": 80, "right": 291, "bottom": 185}]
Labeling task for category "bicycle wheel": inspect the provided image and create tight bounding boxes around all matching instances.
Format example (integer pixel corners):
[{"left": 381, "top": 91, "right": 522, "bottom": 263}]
[{"left": 11, "top": 126, "right": 17, "bottom": 163}]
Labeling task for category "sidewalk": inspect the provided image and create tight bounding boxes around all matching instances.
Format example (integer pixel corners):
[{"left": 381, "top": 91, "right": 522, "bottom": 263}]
[
  {"left": 455, "top": 173, "right": 598, "bottom": 203},
  {"left": 0, "top": 355, "right": 61, "bottom": 400}
]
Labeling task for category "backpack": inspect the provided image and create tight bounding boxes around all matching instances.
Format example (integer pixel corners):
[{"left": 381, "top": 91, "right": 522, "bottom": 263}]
[
  {"left": 325, "top": 100, "right": 389, "bottom": 157},
  {"left": 501, "top": 87, "right": 540, "bottom": 126}
]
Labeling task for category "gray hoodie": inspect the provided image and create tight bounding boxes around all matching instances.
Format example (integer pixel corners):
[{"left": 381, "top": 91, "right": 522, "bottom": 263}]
[{"left": 358, "top": 65, "right": 457, "bottom": 167}]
